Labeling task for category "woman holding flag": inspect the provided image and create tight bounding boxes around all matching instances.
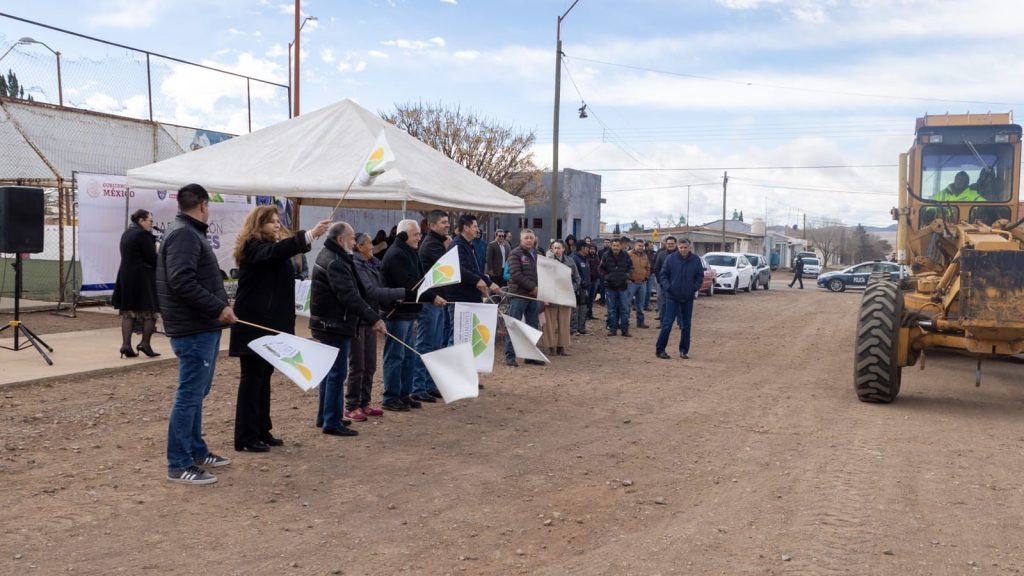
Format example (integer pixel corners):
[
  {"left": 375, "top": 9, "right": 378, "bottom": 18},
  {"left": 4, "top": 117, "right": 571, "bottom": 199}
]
[
  {"left": 229, "top": 206, "right": 330, "bottom": 453},
  {"left": 542, "top": 240, "right": 580, "bottom": 356}
]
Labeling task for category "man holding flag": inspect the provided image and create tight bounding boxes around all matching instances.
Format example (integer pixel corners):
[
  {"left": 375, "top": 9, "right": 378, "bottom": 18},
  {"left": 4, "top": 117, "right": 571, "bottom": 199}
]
[
  {"left": 310, "top": 222, "right": 386, "bottom": 438},
  {"left": 448, "top": 214, "right": 503, "bottom": 351},
  {"left": 410, "top": 210, "right": 451, "bottom": 403},
  {"left": 381, "top": 219, "right": 446, "bottom": 411}
]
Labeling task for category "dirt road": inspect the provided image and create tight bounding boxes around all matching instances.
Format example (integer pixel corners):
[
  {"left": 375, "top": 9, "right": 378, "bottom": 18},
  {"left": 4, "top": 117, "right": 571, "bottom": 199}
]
[{"left": 2, "top": 282, "right": 1024, "bottom": 575}]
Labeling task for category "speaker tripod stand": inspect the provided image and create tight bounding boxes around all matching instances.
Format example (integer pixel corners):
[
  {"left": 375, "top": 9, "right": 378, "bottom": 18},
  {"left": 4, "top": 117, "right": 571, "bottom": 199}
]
[{"left": 0, "top": 253, "right": 54, "bottom": 365}]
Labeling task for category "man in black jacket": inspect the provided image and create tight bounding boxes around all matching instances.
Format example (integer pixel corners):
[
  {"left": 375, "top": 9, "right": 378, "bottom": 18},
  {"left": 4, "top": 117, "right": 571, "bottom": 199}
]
[
  {"left": 652, "top": 236, "right": 677, "bottom": 320},
  {"left": 157, "top": 183, "right": 237, "bottom": 486},
  {"left": 310, "top": 222, "right": 386, "bottom": 436},
  {"left": 600, "top": 237, "right": 634, "bottom": 337},
  {"left": 381, "top": 219, "right": 445, "bottom": 411},
  {"left": 410, "top": 210, "right": 450, "bottom": 403}
]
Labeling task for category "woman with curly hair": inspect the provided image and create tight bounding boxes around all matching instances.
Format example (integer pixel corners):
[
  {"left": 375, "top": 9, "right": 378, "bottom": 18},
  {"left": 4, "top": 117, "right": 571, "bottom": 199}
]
[{"left": 229, "top": 205, "right": 330, "bottom": 453}]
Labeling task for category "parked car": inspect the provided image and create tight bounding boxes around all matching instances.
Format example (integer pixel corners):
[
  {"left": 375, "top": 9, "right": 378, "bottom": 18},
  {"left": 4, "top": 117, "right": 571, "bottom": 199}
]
[
  {"left": 801, "top": 258, "right": 821, "bottom": 278},
  {"left": 704, "top": 252, "right": 754, "bottom": 294},
  {"left": 816, "top": 260, "right": 903, "bottom": 292},
  {"left": 794, "top": 251, "right": 817, "bottom": 264},
  {"left": 743, "top": 253, "right": 771, "bottom": 290},
  {"left": 699, "top": 255, "right": 717, "bottom": 296}
]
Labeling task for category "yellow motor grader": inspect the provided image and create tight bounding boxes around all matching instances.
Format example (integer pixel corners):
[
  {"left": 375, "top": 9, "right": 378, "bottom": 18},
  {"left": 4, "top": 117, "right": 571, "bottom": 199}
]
[{"left": 854, "top": 112, "right": 1024, "bottom": 402}]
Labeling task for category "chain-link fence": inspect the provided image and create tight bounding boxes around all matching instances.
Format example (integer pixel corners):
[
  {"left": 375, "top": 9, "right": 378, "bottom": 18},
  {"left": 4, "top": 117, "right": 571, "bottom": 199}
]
[{"left": 0, "top": 12, "right": 289, "bottom": 311}]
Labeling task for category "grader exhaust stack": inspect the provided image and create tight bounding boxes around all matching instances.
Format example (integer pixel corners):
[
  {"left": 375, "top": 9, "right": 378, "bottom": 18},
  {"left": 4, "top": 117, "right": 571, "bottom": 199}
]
[{"left": 854, "top": 113, "right": 1024, "bottom": 402}]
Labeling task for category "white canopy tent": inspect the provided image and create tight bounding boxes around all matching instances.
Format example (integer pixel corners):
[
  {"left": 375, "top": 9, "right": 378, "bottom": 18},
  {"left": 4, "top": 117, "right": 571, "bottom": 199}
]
[{"left": 126, "top": 99, "right": 525, "bottom": 214}]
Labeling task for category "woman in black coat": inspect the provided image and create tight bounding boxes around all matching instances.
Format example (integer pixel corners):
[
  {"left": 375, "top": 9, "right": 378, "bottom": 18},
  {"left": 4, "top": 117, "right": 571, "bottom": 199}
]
[
  {"left": 229, "top": 206, "right": 330, "bottom": 453},
  {"left": 111, "top": 209, "right": 159, "bottom": 358}
]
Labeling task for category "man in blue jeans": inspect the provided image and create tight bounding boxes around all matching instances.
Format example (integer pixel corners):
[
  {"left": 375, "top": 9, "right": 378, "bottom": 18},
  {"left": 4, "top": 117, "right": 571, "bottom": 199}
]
[
  {"left": 600, "top": 237, "right": 633, "bottom": 337},
  {"left": 310, "top": 222, "right": 387, "bottom": 433},
  {"left": 656, "top": 238, "right": 705, "bottom": 360},
  {"left": 504, "top": 228, "right": 543, "bottom": 366},
  {"left": 411, "top": 210, "right": 450, "bottom": 403},
  {"left": 381, "top": 219, "right": 445, "bottom": 410},
  {"left": 156, "top": 183, "right": 237, "bottom": 485}
]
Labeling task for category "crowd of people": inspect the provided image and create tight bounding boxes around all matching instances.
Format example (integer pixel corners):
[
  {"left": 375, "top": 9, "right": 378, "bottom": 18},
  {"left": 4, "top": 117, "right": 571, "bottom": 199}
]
[{"left": 137, "top": 183, "right": 701, "bottom": 485}]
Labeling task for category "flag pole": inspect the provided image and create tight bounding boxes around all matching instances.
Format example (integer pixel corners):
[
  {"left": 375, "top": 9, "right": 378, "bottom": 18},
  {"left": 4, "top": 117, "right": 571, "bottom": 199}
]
[
  {"left": 330, "top": 173, "right": 360, "bottom": 219},
  {"left": 384, "top": 330, "right": 421, "bottom": 357},
  {"left": 236, "top": 319, "right": 283, "bottom": 334}
]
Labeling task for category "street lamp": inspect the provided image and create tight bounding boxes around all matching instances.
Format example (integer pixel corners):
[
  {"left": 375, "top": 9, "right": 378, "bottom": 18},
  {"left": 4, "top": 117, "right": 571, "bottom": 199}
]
[
  {"left": 17, "top": 37, "right": 62, "bottom": 106},
  {"left": 289, "top": 15, "right": 317, "bottom": 117},
  {"left": 550, "top": 0, "right": 581, "bottom": 243}
]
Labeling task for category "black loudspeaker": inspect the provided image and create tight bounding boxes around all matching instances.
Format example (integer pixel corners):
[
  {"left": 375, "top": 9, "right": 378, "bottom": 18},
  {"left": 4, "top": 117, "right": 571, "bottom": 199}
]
[{"left": 0, "top": 187, "right": 45, "bottom": 254}]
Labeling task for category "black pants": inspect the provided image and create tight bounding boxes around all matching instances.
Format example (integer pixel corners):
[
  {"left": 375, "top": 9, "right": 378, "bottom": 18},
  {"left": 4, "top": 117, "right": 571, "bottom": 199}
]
[
  {"left": 788, "top": 271, "right": 803, "bottom": 288},
  {"left": 344, "top": 324, "right": 377, "bottom": 410},
  {"left": 235, "top": 355, "right": 275, "bottom": 447}
]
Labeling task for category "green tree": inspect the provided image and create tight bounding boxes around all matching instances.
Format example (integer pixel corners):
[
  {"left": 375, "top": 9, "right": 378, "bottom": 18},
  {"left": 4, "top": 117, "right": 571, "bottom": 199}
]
[
  {"left": 0, "top": 69, "right": 32, "bottom": 100},
  {"left": 381, "top": 101, "right": 544, "bottom": 202},
  {"left": 613, "top": 222, "right": 621, "bottom": 235},
  {"left": 731, "top": 209, "right": 744, "bottom": 221},
  {"left": 676, "top": 213, "right": 687, "bottom": 226},
  {"left": 628, "top": 219, "right": 643, "bottom": 232}
]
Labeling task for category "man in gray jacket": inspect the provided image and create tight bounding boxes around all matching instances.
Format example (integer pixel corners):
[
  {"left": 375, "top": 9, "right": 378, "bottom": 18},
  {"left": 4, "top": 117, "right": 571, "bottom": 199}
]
[{"left": 157, "top": 183, "right": 237, "bottom": 485}]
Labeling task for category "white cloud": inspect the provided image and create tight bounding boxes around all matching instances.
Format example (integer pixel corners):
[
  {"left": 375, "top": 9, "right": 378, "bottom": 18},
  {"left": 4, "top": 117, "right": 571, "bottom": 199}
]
[
  {"left": 368, "top": 50, "right": 389, "bottom": 59},
  {"left": 380, "top": 37, "right": 446, "bottom": 50},
  {"left": 321, "top": 49, "right": 336, "bottom": 63},
  {"left": 88, "top": 0, "right": 166, "bottom": 28},
  {"left": 266, "top": 43, "right": 288, "bottom": 59},
  {"left": 228, "top": 28, "right": 244, "bottom": 35},
  {"left": 716, "top": 0, "right": 782, "bottom": 8},
  {"left": 453, "top": 50, "right": 479, "bottom": 61},
  {"left": 440, "top": 0, "right": 458, "bottom": 4}
]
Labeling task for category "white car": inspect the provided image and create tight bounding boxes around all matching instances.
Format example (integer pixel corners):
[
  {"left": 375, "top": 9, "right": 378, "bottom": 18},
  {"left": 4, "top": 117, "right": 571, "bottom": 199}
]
[
  {"left": 801, "top": 258, "right": 822, "bottom": 278},
  {"left": 704, "top": 252, "right": 754, "bottom": 294}
]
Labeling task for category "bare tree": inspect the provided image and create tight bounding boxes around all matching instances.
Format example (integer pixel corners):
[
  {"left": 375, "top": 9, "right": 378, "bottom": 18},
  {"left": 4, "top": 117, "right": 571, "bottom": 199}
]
[
  {"left": 380, "top": 102, "right": 546, "bottom": 203},
  {"left": 806, "top": 219, "right": 847, "bottom": 270}
]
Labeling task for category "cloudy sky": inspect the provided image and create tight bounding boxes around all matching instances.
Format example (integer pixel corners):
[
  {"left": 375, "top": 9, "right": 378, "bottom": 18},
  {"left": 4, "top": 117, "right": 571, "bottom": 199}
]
[{"left": 3, "top": 0, "right": 1023, "bottom": 229}]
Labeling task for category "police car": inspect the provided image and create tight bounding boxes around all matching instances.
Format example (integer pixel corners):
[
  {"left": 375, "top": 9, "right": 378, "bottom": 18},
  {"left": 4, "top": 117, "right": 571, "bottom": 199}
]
[{"left": 816, "top": 261, "right": 902, "bottom": 292}]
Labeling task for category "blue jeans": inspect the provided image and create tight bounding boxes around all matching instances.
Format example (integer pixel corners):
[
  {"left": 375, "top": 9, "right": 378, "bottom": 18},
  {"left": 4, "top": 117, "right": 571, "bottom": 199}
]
[
  {"left": 444, "top": 303, "right": 456, "bottom": 347},
  {"left": 382, "top": 319, "right": 416, "bottom": 403},
  {"left": 605, "top": 288, "right": 630, "bottom": 333},
  {"left": 627, "top": 281, "right": 646, "bottom": 326},
  {"left": 645, "top": 275, "right": 657, "bottom": 309},
  {"left": 167, "top": 330, "right": 221, "bottom": 472},
  {"left": 504, "top": 296, "right": 539, "bottom": 360},
  {"left": 656, "top": 297, "right": 695, "bottom": 355},
  {"left": 411, "top": 305, "right": 445, "bottom": 396},
  {"left": 316, "top": 333, "right": 352, "bottom": 429}
]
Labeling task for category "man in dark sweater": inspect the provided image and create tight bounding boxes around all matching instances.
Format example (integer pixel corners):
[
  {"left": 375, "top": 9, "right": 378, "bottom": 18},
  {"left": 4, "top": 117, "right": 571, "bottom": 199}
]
[
  {"left": 157, "top": 183, "right": 237, "bottom": 485},
  {"left": 652, "top": 236, "right": 677, "bottom": 321},
  {"left": 381, "top": 219, "right": 445, "bottom": 411},
  {"left": 600, "top": 237, "right": 633, "bottom": 337},
  {"left": 656, "top": 238, "right": 705, "bottom": 360},
  {"left": 310, "top": 222, "right": 386, "bottom": 435},
  {"left": 411, "top": 210, "right": 450, "bottom": 403}
]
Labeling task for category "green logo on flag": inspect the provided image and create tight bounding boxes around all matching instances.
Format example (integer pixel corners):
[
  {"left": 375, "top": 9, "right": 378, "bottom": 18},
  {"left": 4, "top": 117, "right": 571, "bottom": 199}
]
[{"left": 471, "top": 314, "right": 489, "bottom": 357}]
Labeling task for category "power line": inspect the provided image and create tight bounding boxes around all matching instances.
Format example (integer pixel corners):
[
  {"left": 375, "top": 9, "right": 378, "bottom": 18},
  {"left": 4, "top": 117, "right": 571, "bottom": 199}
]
[
  {"left": 582, "top": 164, "right": 897, "bottom": 172},
  {"left": 569, "top": 55, "right": 1024, "bottom": 108}
]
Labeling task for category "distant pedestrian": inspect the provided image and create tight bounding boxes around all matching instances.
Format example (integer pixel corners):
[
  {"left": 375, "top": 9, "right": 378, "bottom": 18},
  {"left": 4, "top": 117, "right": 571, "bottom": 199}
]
[
  {"left": 655, "top": 238, "right": 704, "bottom": 360},
  {"left": 788, "top": 257, "right": 805, "bottom": 289}
]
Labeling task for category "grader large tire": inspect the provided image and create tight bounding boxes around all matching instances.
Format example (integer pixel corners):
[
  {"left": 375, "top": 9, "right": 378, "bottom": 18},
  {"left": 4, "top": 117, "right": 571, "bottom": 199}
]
[{"left": 854, "top": 281, "right": 903, "bottom": 403}]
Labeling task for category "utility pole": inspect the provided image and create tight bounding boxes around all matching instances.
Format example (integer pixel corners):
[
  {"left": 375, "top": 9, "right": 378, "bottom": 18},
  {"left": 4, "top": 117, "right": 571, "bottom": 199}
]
[
  {"left": 803, "top": 213, "right": 807, "bottom": 241},
  {"left": 686, "top": 184, "right": 690, "bottom": 229},
  {"left": 551, "top": 0, "right": 581, "bottom": 244},
  {"left": 721, "top": 171, "right": 728, "bottom": 251},
  {"left": 293, "top": 0, "right": 301, "bottom": 117}
]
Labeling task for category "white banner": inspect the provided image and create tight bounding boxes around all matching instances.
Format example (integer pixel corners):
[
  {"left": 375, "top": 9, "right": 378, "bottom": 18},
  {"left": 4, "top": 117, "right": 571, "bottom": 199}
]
[
  {"left": 421, "top": 343, "right": 479, "bottom": 403},
  {"left": 76, "top": 172, "right": 253, "bottom": 296},
  {"left": 295, "top": 279, "right": 311, "bottom": 318},
  {"left": 417, "top": 246, "right": 462, "bottom": 301},
  {"left": 453, "top": 302, "right": 498, "bottom": 373},
  {"left": 501, "top": 313, "right": 550, "bottom": 363},
  {"left": 536, "top": 256, "right": 576, "bottom": 306},
  {"left": 247, "top": 333, "right": 340, "bottom": 392}
]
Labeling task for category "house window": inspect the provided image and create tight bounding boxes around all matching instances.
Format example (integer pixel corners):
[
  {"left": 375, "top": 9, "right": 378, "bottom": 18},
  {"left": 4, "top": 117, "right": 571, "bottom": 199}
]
[{"left": 533, "top": 218, "right": 544, "bottom": 229}]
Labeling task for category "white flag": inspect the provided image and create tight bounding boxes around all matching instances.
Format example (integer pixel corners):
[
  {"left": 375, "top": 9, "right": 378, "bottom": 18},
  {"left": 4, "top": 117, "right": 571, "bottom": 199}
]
[
  {"left": 356, "top": 131, "right": 396, "bottom": 186},
  {"left": 536, "top": 256, "right": 576, "bottom": 306},
  {"left": 501, "top": 313, "right": 550, "bottom": 363},
  {"left": 421, "top": 343, "right": 479, "bottom": 403},
  {"left": 247, "top": 333, "right": 340, "bottom": 392},
  {"left": 453, "top": 303, "right": 498, "bottom": 373},
  {"left": 417, "top": 246, "right": 462, "bottom": 301},
  {"left": 294, "top": 279, "right": 311, "bottom": 318}
]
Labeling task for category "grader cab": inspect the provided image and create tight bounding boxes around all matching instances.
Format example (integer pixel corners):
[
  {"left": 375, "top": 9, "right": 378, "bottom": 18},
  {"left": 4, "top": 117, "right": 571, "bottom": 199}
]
[{"left": 854, "top": 112, "right": 1024, "bottom": 402}]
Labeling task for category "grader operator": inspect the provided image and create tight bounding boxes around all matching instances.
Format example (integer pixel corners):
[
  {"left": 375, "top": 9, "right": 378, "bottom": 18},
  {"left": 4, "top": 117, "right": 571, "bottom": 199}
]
[{"left": 854, "top": 112, "right": 1024, "bottom": 402}]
